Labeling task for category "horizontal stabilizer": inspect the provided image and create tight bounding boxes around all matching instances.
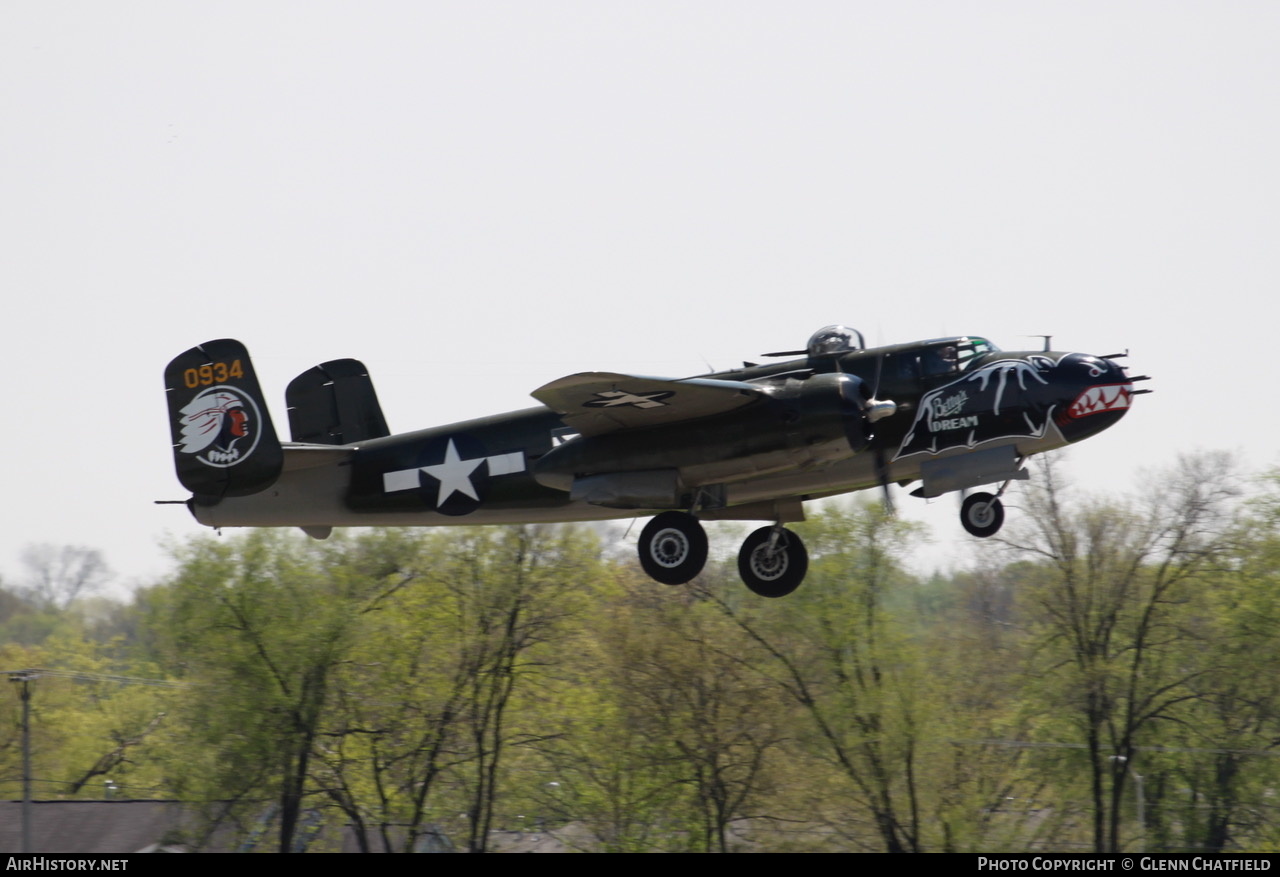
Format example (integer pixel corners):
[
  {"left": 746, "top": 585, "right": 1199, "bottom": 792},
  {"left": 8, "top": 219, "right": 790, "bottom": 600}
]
[
  {"left": 532, "top": 372, "right": 765, "bottom": 436},
  {"left": 286, "top": 358, "right": 390, "bottom": 445},
  {"left": 281, "top": 443, "right": 355, "bottom": 471}
]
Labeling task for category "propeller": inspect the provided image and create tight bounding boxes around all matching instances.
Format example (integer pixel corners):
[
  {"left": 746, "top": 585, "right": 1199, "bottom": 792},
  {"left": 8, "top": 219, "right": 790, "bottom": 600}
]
[
  {"left": 867, "top": 352, "right": 897, "bottom": 515},
  {"left": 874, "top": 445, "right": 896, "bottom": 516},
  {"left": 783, "top": 327, "right": 900, "bottom": 515}
]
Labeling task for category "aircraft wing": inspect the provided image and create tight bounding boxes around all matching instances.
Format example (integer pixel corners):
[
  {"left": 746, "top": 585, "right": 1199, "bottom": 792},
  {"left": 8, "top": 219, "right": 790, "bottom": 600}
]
[{"left": 532, "top": 372, "right": 766, "bottom": 436}]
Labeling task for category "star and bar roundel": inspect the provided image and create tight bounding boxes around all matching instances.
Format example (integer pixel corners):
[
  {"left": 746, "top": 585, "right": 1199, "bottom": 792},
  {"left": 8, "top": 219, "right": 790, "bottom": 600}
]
[{"left": 377, "top": 434, "right": 525, "bottom": 516}]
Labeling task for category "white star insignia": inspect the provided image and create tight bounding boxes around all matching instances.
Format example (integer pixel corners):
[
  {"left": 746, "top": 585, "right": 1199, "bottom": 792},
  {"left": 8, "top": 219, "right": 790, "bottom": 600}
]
[
  {"left": 421, "top": 438, "right": 483, "bottom": 506},
  {"left": 381, "top": 441, "right": 527, "bottom": 506}
]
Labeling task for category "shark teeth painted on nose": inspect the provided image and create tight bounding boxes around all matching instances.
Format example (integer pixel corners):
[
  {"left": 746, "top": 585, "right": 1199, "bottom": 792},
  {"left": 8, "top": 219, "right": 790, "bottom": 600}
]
[{"left": 1068, "top": 383, "right": 1134, "bottom": 419}]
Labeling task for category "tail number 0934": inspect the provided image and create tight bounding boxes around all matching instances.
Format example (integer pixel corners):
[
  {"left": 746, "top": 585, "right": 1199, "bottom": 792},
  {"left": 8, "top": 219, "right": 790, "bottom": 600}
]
[{"left": 183, "top": 360, "right": 245, "bottom": 389}]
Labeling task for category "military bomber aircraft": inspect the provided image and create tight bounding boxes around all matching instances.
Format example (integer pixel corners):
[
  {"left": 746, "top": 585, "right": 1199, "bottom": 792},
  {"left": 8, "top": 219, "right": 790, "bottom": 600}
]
[{"left": 164, "top": 327, "right": 1145, "bottom": 597}]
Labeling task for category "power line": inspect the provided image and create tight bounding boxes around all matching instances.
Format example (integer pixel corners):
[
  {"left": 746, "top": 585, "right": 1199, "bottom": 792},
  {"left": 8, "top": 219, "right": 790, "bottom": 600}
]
[
  {"left": 955, "top": 738, "right": 1280, "bottom": 758},
  {"left": 3, "top": 667, "right": 185, "bottom": 688}
]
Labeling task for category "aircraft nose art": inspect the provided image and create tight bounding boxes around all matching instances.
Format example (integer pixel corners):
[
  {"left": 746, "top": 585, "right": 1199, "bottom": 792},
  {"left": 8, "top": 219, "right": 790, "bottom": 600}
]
[
  {"left": 1067, "top": 382, "right": 1133, "bottom": 419},
  {"left": 1055, "top": 353, "right": 1137, "bottom": 443}
]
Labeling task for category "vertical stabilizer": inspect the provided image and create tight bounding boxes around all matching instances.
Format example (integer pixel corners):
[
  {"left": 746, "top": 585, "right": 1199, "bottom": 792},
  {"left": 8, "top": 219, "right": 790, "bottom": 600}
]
[
  {"left": 164, "top": 339, "right": 284, "bottom": 500},
  {"left": 285, "top": 358, "right": 390, "bottom": 445}
]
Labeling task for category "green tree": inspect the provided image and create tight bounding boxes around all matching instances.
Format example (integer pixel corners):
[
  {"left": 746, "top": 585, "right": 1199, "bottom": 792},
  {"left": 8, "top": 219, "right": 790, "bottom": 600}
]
[
  {"left": 714, "top": 501, "right": 939, "bottom": 852},
  {"left": 149, "top": 528, "right": 415, "bottom": 852},
  {"left": 147, "top": 524, "right": 605, "bottom": 852},
  {"left": 1137, "top": 470, "right": 1280, "bottom": 852},
  {"left": 438, "top": 525, "right": 601, "bottom": 852},
  {"left": 0, "top": 634, "right": 172, "bottom": 804},
  {"left": 1002, "top": 454, "right": 1241, "bottom": 853},
  {"left": 524, "top": 566, "right": 697, "bottom": 852}
]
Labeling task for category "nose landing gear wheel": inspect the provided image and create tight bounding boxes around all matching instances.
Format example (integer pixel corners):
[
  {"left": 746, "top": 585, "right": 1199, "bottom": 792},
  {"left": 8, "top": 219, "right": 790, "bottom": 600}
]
[
  {"left": 738, "top": 526, "right": 808, "bottom": 598},
  {"left": 639, "top": 511, "right": 709, "bottom": 585},
  {"left": 960, "top": 492, "right": 1005, "bottom": 538}
]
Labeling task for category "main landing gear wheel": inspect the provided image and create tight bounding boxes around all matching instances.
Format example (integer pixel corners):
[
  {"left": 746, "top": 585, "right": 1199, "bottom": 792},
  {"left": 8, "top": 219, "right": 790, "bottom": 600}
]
[
  {"left": 639, "top": 511, "right": 709, "bottom": 585},
  {"left": 960, "top": 492, "right": 1005, "bottom": 538},
  {"left": 738, "top": 527, "right": 809, "bottom": 598}
]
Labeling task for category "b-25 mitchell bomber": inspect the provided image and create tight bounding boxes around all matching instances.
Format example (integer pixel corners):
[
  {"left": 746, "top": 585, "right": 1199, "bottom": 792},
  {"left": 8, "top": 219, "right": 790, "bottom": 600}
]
[{"left": 164, "top": 327, "right": 1145, "bottom": 597}]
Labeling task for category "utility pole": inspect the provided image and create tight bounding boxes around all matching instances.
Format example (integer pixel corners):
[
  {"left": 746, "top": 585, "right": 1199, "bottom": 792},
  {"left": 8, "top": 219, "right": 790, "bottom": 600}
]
[{"left": 8, "top": 670, "right": 38, "bottom": 854}]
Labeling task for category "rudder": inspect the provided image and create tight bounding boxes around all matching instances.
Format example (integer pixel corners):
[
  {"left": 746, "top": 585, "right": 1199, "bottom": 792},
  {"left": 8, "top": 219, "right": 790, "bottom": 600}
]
[
  {"left": 285, "top": 358, "right": 390, "bottom": 445},
  {"left": 164, "top": 339, "right": 284, "bottom": 500}
]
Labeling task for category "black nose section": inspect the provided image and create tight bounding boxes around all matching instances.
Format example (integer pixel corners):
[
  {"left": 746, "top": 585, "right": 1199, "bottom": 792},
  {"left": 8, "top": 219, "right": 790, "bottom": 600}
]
[{"left": 1053, "top": 353, "right": 1135, "bottom": 443}]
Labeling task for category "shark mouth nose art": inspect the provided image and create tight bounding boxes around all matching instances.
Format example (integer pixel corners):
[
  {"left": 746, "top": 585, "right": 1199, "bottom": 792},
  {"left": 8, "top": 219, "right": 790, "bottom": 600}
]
[{"left": 1068, "top": 383, "right": 1133, "bottom": 419}]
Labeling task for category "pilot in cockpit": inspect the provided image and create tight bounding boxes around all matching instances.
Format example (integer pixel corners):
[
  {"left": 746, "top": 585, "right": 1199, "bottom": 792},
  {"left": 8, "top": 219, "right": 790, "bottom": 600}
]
[{"left": 921, "top": 344, "right": 959, "bottom": 377}]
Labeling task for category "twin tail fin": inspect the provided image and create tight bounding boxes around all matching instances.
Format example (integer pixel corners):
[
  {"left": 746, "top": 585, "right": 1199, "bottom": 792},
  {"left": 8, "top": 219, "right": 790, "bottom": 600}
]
[{"left": 164, "top": 339, "right": 284, "bottom": 500}]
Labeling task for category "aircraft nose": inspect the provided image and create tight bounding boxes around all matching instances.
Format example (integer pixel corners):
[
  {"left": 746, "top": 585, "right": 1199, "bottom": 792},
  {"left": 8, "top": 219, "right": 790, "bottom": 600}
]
[{"left": 1055, "top": 353, "right": 1141, "bottom": 442}]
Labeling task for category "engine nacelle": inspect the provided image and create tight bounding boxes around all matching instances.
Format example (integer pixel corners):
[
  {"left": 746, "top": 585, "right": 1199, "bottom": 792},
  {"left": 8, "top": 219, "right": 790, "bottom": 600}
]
[{"left": 770, "top": 371, "right": 874, "bottom": 458}]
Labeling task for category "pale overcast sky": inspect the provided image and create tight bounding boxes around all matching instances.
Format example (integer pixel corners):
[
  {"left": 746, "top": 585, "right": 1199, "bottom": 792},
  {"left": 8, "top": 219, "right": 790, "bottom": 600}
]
[{"left": 2, "top": 1, "right": 1277, "bottom": 594}]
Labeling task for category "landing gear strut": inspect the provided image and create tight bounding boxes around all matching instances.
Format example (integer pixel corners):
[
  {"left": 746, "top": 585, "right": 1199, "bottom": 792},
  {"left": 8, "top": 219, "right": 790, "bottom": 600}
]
[
  {"left": 638, "top": 511, "right": 708, "bottom": 585},
  {"left": 738, "top": 526, "right": 809, "bottom": 598}
]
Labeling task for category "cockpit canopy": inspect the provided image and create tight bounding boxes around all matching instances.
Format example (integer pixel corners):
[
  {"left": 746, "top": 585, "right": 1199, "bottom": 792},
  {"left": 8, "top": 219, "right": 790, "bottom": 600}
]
[
  {"left": 806, "top": 325, "right": 866, "bottom": 356},
  {"left": 917, "top": 337, "right": 1002, "bottom": 376},
  {"left": 955, "top": 336, "right": 1000, "bottom": 366}
]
